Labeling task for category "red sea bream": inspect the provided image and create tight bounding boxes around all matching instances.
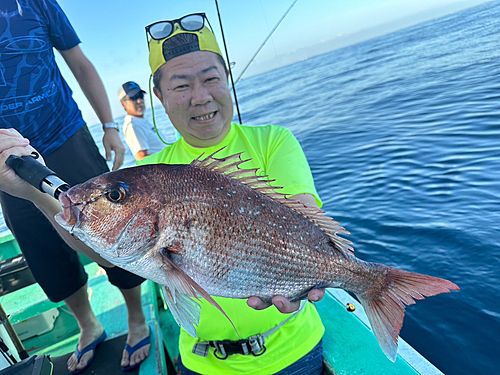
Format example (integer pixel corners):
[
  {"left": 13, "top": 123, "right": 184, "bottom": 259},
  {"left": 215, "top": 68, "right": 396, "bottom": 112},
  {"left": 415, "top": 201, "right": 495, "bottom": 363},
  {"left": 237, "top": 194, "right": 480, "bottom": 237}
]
[{"left": 54, "top": 151, "right": 459, "bottom": 361}]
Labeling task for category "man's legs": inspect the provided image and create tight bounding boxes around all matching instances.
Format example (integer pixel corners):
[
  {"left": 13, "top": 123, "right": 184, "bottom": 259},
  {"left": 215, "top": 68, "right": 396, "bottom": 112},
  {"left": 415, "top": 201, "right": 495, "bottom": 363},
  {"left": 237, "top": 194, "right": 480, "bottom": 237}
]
[
  {"left": 64, "top": 284, "right": 150, "bottom": 371},
  {"left": 119, "top": 285, "right": 151, "bottom": 368},
  {"left": 65, "top": 283, "right": 105, "bottom": 373},
  {"left": 64, "top": 284, "right": 151, "bottom": 372},
  {"left": 0, "top": 191, "right": 101, "bottom": 372}
]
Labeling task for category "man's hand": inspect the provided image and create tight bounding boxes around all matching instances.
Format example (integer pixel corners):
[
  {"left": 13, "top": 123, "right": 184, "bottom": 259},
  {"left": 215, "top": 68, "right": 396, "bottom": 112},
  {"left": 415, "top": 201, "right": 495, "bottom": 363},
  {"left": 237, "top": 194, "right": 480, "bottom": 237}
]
[
  {"left": 247, "top": 288, "right": 326, "bottom": 313},
  {"left": 102, "top": 129, "right": 125, "bottom": 170},
  {"left": 0, "top": 129, "right": 115, "bottom": 267},
  {"left": 0, "top": 129, "right": 46, "bottom": 202}
]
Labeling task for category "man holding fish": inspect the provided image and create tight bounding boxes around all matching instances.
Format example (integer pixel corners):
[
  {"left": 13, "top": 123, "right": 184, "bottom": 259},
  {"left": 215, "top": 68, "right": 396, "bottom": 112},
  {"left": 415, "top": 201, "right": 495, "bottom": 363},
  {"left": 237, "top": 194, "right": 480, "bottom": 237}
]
[
  {"left": 140, "top": 13, "right": 329, "bottom": 374},
  {"left": 0, "top": 12, "right": 458, "bottom": 375},
  {"left": 0, "top": 12, "right": 327, "bottom": 375}
]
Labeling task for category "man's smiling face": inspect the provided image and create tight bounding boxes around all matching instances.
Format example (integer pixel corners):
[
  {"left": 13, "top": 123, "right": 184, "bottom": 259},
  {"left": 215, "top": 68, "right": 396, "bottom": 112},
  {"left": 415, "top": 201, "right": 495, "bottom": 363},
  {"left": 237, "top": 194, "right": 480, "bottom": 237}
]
[
  {"left": 121, "top": 93, "right": 145, "bottom": 118},
  {"left": 155, "top": 51, "right": 233, "bottom": 148}
]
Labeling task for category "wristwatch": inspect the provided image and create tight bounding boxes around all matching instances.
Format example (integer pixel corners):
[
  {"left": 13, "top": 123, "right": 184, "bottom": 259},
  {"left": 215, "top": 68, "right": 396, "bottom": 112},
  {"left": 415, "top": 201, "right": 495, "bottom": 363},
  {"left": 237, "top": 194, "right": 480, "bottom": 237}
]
[{"left": 102, "top": 122, "right": 119, "bottom": 132}]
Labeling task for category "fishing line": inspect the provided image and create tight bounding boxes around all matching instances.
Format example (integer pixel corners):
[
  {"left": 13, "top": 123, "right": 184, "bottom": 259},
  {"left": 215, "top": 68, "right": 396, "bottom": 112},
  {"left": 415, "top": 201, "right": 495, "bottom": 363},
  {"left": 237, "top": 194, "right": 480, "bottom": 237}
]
[
  {"left": 259, "top": 0, "right": 282, "bottom": 68},
  {"left": 231, "top": 0, "right": 299, "bottom": 89},
  {"left": 149, "top": 74, "right": 173, "bottom": 146}
]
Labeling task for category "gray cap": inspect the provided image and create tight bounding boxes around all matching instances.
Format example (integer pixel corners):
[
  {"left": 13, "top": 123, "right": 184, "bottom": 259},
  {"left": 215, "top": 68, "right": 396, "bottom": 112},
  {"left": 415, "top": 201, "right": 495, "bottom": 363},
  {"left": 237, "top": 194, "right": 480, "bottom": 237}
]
[{"left": 118, "top": 81, "right": 146, "bottom": 100}]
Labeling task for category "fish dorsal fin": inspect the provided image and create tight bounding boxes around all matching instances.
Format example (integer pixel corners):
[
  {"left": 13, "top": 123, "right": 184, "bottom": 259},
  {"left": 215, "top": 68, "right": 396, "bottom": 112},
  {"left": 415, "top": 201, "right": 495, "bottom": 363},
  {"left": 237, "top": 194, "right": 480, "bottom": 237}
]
[
  {"left": 191, "top": 148, "right": 354, "bottom": 254},
  {"left": 280, "top": 200, "right": 354, "bottom": 254}
]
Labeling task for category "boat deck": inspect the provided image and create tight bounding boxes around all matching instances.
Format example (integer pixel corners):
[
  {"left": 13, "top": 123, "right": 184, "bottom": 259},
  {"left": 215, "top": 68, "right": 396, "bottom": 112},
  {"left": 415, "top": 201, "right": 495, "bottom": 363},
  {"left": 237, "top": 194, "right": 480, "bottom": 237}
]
[{"left": 0, "top": 261, "right": 167, "bottom": 374}]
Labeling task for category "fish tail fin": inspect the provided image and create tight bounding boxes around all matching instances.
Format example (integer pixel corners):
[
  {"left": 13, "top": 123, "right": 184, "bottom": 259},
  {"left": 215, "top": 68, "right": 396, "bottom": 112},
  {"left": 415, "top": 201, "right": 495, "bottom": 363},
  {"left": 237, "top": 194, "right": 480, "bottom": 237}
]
[{"left": 357, "top": 266, "right": 459, "bottom": 362}]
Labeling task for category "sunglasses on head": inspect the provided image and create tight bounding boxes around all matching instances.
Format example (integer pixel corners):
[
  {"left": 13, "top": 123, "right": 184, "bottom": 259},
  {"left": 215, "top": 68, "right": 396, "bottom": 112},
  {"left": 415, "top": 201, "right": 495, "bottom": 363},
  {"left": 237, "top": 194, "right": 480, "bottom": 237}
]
[
  {"left": 125, "top": 92, "right": 144, "bottom": 101},
  {"left": 145, "top": 13, "right": 211, "bottom": 41}
]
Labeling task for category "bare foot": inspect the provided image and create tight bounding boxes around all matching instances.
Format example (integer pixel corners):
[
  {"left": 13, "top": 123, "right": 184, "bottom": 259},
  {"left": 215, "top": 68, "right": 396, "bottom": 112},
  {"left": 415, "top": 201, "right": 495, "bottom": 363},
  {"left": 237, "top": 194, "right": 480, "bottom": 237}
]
[
  {"left": 67, "top": 323, "right": 105, "bottom": 373},
  {"left": 121, "top": 322, "right": 150, "bottom": 369}
]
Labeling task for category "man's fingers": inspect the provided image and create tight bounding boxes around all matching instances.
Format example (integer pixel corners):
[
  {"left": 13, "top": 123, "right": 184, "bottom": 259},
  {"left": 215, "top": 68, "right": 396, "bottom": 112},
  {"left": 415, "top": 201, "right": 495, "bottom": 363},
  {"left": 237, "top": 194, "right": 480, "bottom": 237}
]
[
  {"left": 248, "top": 288, "right": 326, "bottom": 313},
  {"left": 105, "top": 145, "right": 112, "bottom": 162},
  {"left": 0, "top": 131, "right": 45, "bottom": 169},
  {"left": 0, "top": 143, "right": 36, "bottom": 164},
  {"left": 112, "top": 158, "right": 120, "bottom": 171},
  {"left": 247, "top": 296, "right": 272, "bottom": 310},
  {"left": 0, "top": 129, "right": 30, "bottom": 151},
  {"left": 102, "top": 130, "right": 125, "bottom": 170},
  {"left": 0, "top": 146, "right": 32, "bottom": 163},
  {"left": 0, "top": 128, "right": 24, "bottom": 138},
  {"left": 112, "top": 148, "right": 125, "bottom": 171},
  {"left": 272, "top": 295, "right": 300, "bottom": 313},
  {"left": 307, "top": 288, "right": 325, "bottom": 302},
  {"left": 0, "top": 138, "right": 30, "bottom": 152}
]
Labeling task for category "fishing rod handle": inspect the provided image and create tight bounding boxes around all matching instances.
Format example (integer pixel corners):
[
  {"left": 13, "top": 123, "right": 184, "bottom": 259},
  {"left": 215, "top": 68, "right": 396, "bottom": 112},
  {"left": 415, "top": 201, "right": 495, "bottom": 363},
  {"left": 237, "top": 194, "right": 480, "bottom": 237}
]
[{"left": 5, "top": 154, "right": 69, "bottom": 199}]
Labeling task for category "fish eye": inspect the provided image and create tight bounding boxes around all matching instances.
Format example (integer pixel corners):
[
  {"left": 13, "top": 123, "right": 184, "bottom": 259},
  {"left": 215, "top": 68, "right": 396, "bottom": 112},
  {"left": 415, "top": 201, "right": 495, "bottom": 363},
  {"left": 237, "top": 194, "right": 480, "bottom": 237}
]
[{"left": 104, "top": 183, "right": 127, "bottom": 203}]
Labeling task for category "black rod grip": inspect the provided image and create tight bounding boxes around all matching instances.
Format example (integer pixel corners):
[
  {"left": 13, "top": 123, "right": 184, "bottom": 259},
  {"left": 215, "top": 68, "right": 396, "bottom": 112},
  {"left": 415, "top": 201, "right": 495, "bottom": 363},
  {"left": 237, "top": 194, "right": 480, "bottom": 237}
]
[
  {"left": 5, "top": 155, "right": 55, "bottom": 191},
  {"left": 6, "top": 154, "right": 70, "bottom": 199}
]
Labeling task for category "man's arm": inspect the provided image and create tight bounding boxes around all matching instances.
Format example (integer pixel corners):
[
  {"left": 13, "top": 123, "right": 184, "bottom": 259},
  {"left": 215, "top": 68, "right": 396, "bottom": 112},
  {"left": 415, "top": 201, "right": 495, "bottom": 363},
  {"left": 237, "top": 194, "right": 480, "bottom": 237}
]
[
  {"left": 134, "top": 150, "right": 151, "bottom": 161},
  {"left": 0, "top": 129, "right": 114, "bottom": 266},
  {"left": 123, "top": 121, "right": 152, "bottom": 161},
  {"left": 58, "top": 46, "right": 125, "bottom": 170}
]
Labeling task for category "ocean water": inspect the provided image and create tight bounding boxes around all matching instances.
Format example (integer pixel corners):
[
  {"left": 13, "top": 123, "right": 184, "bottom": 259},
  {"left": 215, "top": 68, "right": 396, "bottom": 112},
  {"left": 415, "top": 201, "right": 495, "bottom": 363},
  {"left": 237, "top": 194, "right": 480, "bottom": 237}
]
[{"left": 1, "top": 1, "right": 499, "bottom": 373}]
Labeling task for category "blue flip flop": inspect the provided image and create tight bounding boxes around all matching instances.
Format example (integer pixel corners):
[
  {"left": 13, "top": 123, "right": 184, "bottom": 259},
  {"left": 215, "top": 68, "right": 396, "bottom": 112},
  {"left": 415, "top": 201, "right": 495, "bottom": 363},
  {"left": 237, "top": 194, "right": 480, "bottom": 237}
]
[
  {"left": 70, "top": 330, "right": 107, "bottom": 374},
  {"left": 122, "top": 327, "right": 151, "bottom": 372}
]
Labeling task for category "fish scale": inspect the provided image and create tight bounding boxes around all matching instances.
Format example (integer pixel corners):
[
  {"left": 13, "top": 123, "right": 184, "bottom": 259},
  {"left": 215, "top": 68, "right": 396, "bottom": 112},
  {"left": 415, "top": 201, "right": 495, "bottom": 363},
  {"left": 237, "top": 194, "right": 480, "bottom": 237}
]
[
  {"left": 164, "top": 198, "right": 333, "bottom": 299},
  {"left": 55, "top": 150, "right": 459, "bottom": 362}
]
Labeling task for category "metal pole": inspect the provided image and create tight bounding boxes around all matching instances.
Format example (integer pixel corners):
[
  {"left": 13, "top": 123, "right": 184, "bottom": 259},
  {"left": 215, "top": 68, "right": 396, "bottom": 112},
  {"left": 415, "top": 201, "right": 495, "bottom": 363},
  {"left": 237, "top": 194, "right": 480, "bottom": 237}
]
[
  {"left": 0, "top": 303, "right": 28, "bottom": 360},
  {"left": 215, "top": 0, "right": 243, "bottom": 124}
]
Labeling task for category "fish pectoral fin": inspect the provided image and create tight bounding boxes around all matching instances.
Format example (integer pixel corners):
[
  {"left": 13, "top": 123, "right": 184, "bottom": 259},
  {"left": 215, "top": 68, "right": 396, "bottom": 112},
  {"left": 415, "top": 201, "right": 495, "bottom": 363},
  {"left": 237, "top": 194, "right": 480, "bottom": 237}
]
[
  {"left": 160, "top": 255, "right": 240, "bottom": 339},
  {"left": 161, "top": 285, "right": 201, "bottom": 339}
]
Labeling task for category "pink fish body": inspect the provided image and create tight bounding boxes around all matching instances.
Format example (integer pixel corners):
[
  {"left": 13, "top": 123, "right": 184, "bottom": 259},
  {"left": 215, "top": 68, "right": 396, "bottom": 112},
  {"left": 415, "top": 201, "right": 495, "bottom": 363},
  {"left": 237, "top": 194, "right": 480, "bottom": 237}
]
[{"left": 55, "top": 151, "right": 459, "bottom": 361}]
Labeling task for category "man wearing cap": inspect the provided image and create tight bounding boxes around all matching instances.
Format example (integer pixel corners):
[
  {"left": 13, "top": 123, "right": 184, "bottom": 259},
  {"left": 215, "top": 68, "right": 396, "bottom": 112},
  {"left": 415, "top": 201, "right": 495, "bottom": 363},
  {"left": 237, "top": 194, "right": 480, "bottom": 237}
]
[
  {"left": 141, "top": 13, "right": 326, "bottom": 375},
  {"left": 118, "top": 82, "right": 166, "bottom": 160},
  {"left": 0, "top": 12, "right": 326, "bottom": 375}
]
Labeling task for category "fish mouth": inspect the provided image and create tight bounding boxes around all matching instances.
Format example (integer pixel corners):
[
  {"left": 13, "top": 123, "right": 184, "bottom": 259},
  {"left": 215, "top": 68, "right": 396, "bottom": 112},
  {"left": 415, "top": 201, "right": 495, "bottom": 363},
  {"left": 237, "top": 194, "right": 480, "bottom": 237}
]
[{"left": 55, "top": 191, "right": 86, "bottom": 230}]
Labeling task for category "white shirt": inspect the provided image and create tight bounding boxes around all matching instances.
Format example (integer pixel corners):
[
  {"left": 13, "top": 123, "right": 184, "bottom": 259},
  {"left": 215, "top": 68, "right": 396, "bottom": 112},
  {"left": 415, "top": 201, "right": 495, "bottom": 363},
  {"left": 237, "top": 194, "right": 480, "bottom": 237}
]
[{"left": 122, "top": 115, "right": 166, "bottom": 158}]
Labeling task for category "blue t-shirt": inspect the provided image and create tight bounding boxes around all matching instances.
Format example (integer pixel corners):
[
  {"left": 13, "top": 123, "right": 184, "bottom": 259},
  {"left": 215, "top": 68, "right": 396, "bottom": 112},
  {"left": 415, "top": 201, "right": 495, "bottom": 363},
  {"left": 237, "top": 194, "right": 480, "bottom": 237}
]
[{"left": 0, "top": 0, "right": 85, "bottom": 155}]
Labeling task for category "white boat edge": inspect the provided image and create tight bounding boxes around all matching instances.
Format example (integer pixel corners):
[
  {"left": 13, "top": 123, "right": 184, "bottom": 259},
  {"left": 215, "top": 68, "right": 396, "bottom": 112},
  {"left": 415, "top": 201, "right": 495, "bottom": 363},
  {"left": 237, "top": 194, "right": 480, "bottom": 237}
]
[{"left": 326, "top": 288, "right": 444, "bottom": 375}]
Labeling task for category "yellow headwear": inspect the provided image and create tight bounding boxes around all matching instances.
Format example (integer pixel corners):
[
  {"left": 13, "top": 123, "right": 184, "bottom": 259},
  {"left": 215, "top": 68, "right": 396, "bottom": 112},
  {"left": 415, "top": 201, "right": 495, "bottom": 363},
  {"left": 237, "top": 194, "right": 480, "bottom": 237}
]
[{"left": 148, "top": 24, "right": 223, "bottom": 75}]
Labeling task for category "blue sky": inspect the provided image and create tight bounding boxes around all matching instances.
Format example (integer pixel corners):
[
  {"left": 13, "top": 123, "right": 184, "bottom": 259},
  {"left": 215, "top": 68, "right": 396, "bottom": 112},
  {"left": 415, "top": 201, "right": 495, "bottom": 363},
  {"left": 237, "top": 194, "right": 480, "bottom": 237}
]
[{"left": 56, "top": 0, "right": 490, "bottom": 126}]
